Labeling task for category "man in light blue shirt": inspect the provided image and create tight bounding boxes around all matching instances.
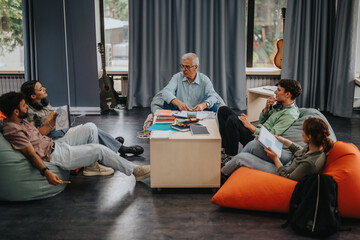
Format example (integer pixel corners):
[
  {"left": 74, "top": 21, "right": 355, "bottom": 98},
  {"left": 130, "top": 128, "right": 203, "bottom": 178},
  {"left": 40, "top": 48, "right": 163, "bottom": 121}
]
[{"left": 161, "top": 53, "right": 219, "bottom": 112}]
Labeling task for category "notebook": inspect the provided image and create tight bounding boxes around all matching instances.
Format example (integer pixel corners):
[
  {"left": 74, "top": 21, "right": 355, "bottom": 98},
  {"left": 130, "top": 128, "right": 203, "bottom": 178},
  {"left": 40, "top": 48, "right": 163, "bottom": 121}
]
[
  {"left": 171, "top": 124, "right": 190, "bottom": 132},
  {"left": 190, "top": 125, "right": 209, "bottom": 135}
]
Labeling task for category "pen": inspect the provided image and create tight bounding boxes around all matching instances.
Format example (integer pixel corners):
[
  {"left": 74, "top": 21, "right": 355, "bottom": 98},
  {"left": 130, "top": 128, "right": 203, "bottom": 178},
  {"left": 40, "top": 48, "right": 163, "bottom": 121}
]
[{"left": 62, "top": 181, "right": 71, "bottom": 184}]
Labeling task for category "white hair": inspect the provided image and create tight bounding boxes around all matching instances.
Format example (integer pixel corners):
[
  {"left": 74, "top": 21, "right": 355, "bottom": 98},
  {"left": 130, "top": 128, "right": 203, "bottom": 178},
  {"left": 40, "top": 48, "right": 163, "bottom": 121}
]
[{"left": 182, "top": 53, "right": 199, "bottom": 66}]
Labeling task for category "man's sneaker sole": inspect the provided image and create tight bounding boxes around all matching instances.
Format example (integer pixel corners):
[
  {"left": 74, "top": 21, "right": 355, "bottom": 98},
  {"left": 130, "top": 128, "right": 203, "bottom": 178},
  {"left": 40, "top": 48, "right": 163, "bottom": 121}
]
[
  {"left": 83, "top": 169, "right": 114, "bottom": 176},
  {"left": 135, "top": 172, "right": 150, "bottom": 181}
]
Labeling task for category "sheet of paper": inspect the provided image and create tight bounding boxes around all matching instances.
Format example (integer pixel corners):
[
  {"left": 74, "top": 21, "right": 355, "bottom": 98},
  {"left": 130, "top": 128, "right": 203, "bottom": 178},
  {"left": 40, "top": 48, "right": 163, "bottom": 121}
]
[
  {"left": 258, "top": 126, "right": 283, "bottom": 158},
  {"left": 172, "top": 111, "right": 215, "bottom": 120},
  {"left": 172, "top": 111, "right": 189, "bottom": 118},
  {"left": 263, "top": 86, "right": 277, "bottom": 91},
  {"left": 55, "top": 105, "right": 69, "bottom": 131},
  {"left": 196, "top": 111, "right": 215, "bottom": 119},
  {"left": 151, "top": 130, "right": 172, "bottom": 139}
]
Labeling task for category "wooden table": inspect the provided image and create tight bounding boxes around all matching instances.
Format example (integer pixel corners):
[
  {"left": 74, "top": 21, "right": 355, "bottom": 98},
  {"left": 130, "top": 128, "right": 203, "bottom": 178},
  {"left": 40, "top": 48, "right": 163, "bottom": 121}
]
[
  {"left": 247, "top": 86, "right": 275, "bottom": 122},
  {"left": 150, "top": 113, "right": 221, "bottom": 188}
]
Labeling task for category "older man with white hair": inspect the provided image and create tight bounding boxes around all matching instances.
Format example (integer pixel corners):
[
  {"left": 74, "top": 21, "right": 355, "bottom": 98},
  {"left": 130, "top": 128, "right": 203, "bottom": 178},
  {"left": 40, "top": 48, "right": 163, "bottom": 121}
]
[{"left": 161, "top": 53, "right": 219, "bottom": 112}]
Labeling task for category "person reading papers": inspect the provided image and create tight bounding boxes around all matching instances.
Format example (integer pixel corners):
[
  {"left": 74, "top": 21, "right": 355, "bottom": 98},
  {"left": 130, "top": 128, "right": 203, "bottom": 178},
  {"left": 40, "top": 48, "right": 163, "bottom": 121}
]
[
  {"left": 222, "top": 118, "right": 333, "bottom": 181},
  {"left": 0, "top": 92, "right": 150, "bottom": 185}
]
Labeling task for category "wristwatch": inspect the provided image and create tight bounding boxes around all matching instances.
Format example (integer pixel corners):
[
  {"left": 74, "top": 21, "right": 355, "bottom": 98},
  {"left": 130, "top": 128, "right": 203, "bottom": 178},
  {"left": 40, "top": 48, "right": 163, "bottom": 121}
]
[
  {"left": 40, "top": 167, "right": 49, "bottom": 176},
  {"left": 205, "top": 102, "right": 210, "bottom": 108}
]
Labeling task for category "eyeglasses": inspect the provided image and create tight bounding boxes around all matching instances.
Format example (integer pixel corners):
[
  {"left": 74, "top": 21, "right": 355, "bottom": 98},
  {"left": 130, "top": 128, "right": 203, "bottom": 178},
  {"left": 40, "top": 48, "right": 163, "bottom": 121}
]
[{"left": 179, "top": 64, "right": 195, "bottom": 70}]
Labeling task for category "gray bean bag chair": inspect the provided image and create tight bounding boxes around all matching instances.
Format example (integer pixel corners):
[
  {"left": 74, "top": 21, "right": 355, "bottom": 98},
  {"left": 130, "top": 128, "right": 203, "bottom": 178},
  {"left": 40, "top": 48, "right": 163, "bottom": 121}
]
[
  {"left": 281, "top": 108, "right": 337, "bottom": 146},
  {"left": 151, "top": 90, "right": 226, "bottom": 114},
  {"left": 0, "top": 125, "right": 69, "bottom": 201}
]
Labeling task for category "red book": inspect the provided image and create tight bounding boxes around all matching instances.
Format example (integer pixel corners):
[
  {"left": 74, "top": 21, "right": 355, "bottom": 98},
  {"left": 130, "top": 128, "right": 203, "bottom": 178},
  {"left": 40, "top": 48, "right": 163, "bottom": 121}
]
[{"left": 155, "top": 115, "right": 175, "bottom": 124}]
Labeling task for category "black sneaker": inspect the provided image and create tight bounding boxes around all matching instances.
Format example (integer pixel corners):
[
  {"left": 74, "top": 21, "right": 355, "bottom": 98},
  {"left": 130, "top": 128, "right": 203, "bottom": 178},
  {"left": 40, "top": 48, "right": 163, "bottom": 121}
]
[
  {"left": 221, "top": 155, "right": 233, "bottom": 165},
  {"left": 119, "top": 145, "right": 144, "bottom": 156},
  {"left": 115, "top": 136, "right": 125, "bottom": 144}
]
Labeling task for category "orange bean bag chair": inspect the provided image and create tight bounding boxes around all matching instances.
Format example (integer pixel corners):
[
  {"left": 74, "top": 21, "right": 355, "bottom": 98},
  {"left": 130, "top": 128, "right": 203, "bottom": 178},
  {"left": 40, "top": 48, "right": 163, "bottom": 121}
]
[
  {"left": 0, "top": 110, "right": 5, "bottom": 121},
  {"left": 211, "top": 141, "right": 360, "bottom": 218}
]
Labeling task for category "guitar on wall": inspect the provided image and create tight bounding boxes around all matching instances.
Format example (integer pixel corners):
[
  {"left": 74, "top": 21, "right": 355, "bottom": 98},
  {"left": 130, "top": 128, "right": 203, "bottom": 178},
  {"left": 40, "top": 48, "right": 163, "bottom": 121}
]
[
  {"left": 274, "top": 8, "right": 286, "bottom": 69},
  {"left": 97, "top": 42, "right": 117, "bottom": 111}
]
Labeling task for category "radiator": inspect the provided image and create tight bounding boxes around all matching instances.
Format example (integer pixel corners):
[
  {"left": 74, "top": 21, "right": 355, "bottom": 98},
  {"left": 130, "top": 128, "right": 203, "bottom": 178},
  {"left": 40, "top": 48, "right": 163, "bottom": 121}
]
[
  {"left": 112, "top": 75, "right": 128, "bottom": 97},
  {"left": 0, "top": 74, "right": 25, "bottom": 94},
  {"left": 246, "top": 75, "right": 280, "bottom": 89}
]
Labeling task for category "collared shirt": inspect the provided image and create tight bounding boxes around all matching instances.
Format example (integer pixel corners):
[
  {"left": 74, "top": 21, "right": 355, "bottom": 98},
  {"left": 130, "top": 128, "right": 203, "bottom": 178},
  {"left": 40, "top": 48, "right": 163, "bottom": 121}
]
[
  {"left": 27, "top": 103, "right": 53, "bottom": 128},
  {"left": 161, "top": 72, "right": 218, "bottom": 109},
  {"left": 254, "top": 103, "right": 300, "bottom": 135},
  {"left": 2, "top": 119, "right": 54, "bottom": 162}
]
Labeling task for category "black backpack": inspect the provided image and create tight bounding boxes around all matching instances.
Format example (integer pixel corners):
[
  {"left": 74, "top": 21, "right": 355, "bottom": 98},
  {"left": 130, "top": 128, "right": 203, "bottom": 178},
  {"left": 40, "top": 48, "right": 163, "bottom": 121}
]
[{"left": 284, "top": 174, "right": 341, "bottom": 237}]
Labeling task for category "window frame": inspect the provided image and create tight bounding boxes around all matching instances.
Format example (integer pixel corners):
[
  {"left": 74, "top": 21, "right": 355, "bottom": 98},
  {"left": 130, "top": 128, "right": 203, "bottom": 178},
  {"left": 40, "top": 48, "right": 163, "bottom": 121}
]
[{"left": 246, "top": 0, "right": 285, "bottom": 71}]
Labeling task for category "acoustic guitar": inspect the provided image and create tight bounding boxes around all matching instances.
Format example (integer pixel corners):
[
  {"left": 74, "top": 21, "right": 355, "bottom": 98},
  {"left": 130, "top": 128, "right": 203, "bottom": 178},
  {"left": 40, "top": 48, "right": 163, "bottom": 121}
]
[
  {"left": 97, "top": 42, "right": 117, "bottom": 111},
  {"left": 274, "top": 8, "right": 286, "bottom": 69},
  {"left": 274, "top": 39, "right": 283, "bottom": 69}
]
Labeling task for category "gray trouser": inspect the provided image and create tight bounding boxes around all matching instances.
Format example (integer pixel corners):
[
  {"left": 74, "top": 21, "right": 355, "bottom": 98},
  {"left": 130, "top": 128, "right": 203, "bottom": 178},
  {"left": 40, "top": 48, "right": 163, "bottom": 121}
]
[
  {"left": 222, "top": 139, "right": 293, "bottom": 176},
  {"left": 97, "top": 128, "right": 121, "bottom": 152},
  {"left": 50, "top": 123, "right": 135, "bottom": 175},
  {"left": 49, "top": 126, "right": 121, "bottom": 153}
]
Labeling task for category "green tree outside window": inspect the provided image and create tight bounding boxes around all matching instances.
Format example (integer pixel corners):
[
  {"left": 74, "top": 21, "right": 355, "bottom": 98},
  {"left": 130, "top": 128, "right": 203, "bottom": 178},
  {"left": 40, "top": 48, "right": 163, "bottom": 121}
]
[{"left": 0, "top": 0, "right": 23, "bottom": 56}]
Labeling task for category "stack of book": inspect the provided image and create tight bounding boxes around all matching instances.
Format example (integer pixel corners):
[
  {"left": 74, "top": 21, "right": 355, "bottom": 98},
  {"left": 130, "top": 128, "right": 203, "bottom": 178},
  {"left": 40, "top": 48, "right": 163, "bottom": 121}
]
[
  {"left": 155, "top": 115, "right": 176, "bottom": 124},
  {"left": 176, "top": 118, "right": 199, "bottom": 126}
]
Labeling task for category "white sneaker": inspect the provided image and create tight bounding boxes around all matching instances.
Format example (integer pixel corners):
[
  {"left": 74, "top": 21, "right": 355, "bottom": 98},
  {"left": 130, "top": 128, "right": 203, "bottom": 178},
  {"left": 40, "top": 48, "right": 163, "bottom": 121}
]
[
  {"left": 133, "top": 165, "right": 150, "bottom": 181},
  {"left": 83, "top": 162, "right": 114, "bottom": 176}
]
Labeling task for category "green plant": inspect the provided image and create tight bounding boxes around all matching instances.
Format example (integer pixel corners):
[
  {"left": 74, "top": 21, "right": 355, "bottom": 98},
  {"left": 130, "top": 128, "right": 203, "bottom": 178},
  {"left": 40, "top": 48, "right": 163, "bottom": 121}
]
[
  {"left": 0, "top": 0, "right": 23, "bottom": 56},
  {"left": 104, "top": 0, "right": 128, "bottom": 21}
]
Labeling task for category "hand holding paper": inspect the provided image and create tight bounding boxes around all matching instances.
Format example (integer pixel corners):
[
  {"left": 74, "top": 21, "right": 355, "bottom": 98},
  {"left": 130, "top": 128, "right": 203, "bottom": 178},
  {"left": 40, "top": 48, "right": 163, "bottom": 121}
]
[
  {"left": 55, "top": 105, "right": 70, "bottom": 131},
  {"left": 258, "top": 126, "right": 283, "bottom": 158},
  {"left": 264, "top": 147, "right": 279, "bottom": 160}
]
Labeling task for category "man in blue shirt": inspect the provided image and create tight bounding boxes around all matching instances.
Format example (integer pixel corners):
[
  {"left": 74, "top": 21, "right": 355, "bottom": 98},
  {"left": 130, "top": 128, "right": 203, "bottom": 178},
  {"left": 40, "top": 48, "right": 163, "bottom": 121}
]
[{"left": 161, "top": 53, "right": 219, "bottom": 112}]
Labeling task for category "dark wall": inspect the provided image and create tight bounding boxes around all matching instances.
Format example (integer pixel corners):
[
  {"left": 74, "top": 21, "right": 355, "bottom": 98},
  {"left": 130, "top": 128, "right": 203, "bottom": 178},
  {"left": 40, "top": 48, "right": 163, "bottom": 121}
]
[{"left": 33, "top": 0, "right": 99, "bottom": 107}]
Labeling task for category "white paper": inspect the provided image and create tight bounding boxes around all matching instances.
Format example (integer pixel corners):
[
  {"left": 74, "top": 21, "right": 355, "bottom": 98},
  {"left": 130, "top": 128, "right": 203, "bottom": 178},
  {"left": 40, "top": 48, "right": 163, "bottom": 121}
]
[
  {"left": 151, "top": 130, "right": 172, "bottom": 139},
  {"left": 55, "top": 105, "right": 70, "bottom": 131},
  {"left": 263, "top": 86, "right": 277, "bottom": 91},
  {"left": 172, "top": 111, "right": 215, "bottom": 120},
  {"left": 172, "top": 111, "right": 189, "bottom": 118},
  {"left": 258, "top": 126, "right": 283, "bottom": 158}
]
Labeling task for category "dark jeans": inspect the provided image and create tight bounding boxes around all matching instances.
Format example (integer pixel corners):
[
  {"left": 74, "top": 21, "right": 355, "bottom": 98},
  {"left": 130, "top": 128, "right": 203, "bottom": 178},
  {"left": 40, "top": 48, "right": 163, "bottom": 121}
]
[
  {"left": 217, "top": 106, "right": 254, "bottom": 156},
  {"left": 163, "top": 102, "right": 218, "bottom": 112}
]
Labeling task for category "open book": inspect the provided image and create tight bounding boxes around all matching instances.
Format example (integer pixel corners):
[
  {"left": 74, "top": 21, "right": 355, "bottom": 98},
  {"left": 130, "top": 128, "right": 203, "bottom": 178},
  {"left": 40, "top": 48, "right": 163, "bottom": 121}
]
[{"left": 258, "top": 126, "right": 283, "bottom": 158}]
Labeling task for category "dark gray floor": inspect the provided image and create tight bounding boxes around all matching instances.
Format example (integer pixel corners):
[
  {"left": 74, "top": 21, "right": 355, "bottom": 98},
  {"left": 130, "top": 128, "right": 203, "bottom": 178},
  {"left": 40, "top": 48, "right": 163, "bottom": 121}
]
[{"left": 1, "top": 107, "right": 359, "bottom": 240}]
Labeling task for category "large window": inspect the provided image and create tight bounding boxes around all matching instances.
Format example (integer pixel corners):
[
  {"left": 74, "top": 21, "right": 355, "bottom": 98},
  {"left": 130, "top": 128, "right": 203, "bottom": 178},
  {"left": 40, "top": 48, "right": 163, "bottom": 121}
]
[
  {"left": 101, "top": 0, "right": 285, "bottom": 71},
  {"left": 103, "top": 0, "right": 129, "bottom": 72},
  {"left": 0, "top": 0, "right": 24, "bottom": 72},
  {"left": 247, "top": 0, "right": 287, "bottom": 68}
]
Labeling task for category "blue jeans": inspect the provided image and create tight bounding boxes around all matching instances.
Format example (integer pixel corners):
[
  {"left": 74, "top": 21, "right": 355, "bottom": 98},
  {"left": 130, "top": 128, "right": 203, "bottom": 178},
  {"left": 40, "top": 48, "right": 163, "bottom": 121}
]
[
  {"left": 222, "top": 139, "right": 293, "bottom": 176},
  {"left": 97, "top": 128, "right": 121, "bottom": 153},
  {"left": 50, "top": 123, "right": 134, "bottom": 175},
  {"left": 163, "top": 102, "right": 218, "bottom": 112},
  {"left": 48, "top": 129, "right": 68, "bottom": 140},
  {"left": 48, "top": 126, "right": 121, "bottom": 153}
]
